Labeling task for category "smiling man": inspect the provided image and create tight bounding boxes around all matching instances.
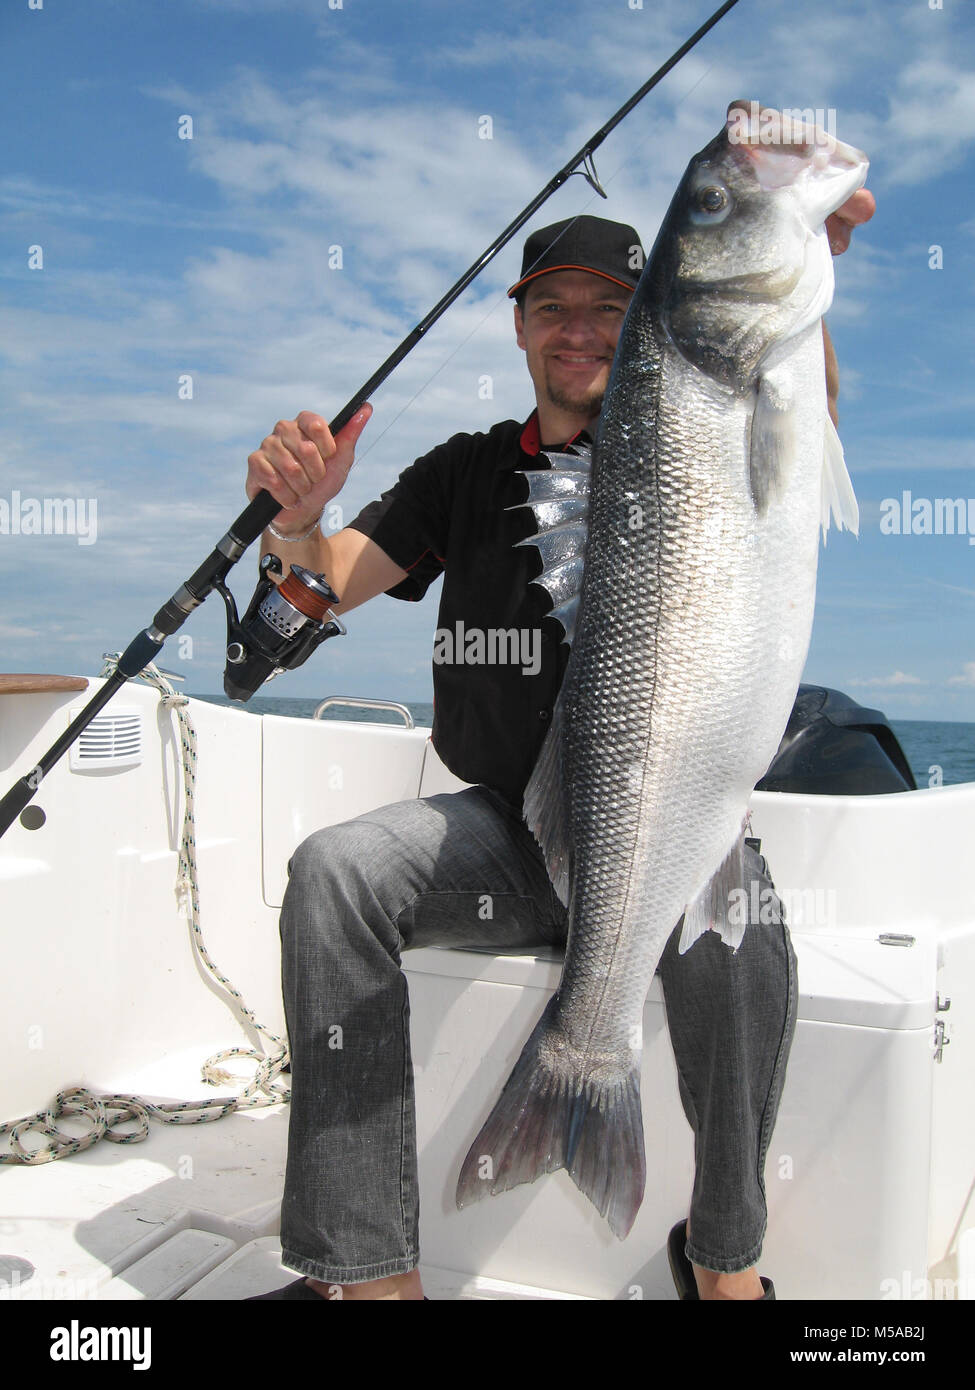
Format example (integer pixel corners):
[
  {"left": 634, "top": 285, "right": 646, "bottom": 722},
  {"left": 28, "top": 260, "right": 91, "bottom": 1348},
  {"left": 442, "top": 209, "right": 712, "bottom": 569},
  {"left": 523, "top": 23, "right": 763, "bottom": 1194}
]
[
  {"left": 511, "top": 218, "right": 637, "bottom": 438},
  {"left": 244, "top": 199, "right": 873, "bottom": 1302}
]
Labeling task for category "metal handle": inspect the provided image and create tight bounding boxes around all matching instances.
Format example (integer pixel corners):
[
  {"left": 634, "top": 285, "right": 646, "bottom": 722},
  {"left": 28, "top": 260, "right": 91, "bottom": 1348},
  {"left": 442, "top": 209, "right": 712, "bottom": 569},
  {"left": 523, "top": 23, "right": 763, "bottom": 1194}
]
[{"left": 313, "top": 696, "right": 415, "bottom": 729}]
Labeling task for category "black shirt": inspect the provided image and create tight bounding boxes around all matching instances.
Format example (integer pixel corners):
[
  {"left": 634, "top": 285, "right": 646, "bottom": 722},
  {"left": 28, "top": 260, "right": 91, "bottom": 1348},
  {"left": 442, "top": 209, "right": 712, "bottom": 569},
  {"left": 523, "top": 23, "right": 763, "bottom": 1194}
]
[{"left": 347, "top": 413, "right": 586, "bottom": 806}]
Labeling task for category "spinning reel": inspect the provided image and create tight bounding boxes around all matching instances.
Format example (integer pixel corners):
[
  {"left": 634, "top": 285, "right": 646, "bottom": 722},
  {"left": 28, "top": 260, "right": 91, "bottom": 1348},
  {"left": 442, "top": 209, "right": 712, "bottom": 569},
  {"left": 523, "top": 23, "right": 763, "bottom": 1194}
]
[{"left": 216, "top": 554, "right": 345, "bottom": 703}]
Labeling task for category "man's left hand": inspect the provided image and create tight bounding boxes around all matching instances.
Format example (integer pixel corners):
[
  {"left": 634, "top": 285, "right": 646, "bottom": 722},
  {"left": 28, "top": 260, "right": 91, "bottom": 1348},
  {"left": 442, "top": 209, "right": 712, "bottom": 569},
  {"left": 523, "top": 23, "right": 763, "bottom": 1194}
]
[{"left": 826, "top": 188, "right": 876, "bottom": 256}]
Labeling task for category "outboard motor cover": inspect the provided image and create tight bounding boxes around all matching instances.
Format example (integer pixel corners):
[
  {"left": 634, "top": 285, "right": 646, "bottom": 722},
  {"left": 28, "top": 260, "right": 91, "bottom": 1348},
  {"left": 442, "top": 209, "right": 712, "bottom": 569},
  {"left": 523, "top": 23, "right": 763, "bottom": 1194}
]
[{"left": 756, "top": 686, "right": 917, "bottom": 795}]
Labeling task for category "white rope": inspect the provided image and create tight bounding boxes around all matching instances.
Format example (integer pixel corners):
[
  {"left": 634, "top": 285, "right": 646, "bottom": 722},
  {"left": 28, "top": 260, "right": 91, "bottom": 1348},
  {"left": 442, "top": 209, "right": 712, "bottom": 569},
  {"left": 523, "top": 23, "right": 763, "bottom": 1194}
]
[{"left": 0, "top": 660, "right": 290, "bottom": 1165}]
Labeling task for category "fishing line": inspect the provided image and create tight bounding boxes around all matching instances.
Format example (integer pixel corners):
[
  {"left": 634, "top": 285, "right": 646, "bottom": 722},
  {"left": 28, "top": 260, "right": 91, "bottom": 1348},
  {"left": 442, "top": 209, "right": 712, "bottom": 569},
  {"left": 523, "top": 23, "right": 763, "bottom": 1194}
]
[
  {"left": 351, "top": 58, "right": 720, "bottom": 469},
  {"left": 0, "top": 0, "right": 743, "bottom": 837}
]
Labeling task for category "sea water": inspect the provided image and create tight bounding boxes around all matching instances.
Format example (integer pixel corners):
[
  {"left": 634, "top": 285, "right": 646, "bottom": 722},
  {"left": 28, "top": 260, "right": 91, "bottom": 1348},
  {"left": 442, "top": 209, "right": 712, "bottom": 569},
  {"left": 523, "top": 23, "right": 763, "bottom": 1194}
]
[
  {"left": 889, "top": 720, "right": 975, "bottom": 788},
  {"left": 191, "top": 693, "right": 975, "bottom": 788}
]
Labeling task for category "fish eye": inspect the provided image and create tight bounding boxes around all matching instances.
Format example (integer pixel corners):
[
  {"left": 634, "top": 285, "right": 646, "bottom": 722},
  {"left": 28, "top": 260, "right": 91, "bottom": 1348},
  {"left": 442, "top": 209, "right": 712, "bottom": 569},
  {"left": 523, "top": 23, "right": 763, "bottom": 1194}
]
[
  {"left": 697, "top": 186, "right": 728, "bottom": 214},
  {"left": 688, "top": 179, "right": 732, "bottom": 226}
]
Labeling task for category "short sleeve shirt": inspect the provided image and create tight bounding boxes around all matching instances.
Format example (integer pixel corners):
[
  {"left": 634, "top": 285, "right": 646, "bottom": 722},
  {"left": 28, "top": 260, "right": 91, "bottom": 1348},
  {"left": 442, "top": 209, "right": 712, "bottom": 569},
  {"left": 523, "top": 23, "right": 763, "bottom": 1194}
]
[{"left": 347, "top": 414, "right": 586, "bottom": 806}]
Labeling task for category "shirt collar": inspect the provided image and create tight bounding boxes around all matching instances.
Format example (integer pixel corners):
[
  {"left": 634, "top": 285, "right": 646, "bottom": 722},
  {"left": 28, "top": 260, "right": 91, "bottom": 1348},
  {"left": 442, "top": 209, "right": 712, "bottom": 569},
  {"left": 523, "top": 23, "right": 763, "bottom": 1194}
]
[{"left": 518, "top": 410, "right": 592, "bottom": 460}]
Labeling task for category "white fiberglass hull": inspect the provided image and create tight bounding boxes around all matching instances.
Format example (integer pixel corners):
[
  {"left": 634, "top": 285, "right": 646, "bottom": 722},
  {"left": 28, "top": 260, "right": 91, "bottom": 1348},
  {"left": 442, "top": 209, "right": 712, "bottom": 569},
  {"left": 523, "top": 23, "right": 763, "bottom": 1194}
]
[{"left": 0, "top": 677, "right": 972, "bottom": 1300}]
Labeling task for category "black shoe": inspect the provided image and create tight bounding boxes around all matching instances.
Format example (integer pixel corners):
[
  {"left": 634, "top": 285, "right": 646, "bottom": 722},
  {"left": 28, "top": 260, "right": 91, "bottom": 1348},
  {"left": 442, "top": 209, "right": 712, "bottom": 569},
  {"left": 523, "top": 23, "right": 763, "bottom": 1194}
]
[
  {"left": 246, "top": 1279, "right": 431, "bottom": 1301},
  {"left": 246, "top": 1278, "right": 329, "bottom": 1301},
  {"left": 667, "top": 1220, "right": 775, "bottom": 1300}
]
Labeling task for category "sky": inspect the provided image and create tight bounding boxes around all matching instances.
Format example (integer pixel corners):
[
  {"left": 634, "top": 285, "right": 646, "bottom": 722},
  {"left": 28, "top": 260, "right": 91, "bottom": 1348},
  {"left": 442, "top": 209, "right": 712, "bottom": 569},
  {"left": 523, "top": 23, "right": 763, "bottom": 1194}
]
[{"left": 2, "top": 0, "right": 974, "bottom": 722}]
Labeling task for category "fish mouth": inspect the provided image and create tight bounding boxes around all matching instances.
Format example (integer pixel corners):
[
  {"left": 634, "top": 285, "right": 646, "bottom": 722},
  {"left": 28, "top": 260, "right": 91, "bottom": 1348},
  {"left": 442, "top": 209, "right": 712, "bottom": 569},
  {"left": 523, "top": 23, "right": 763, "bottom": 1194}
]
[
  {"left": 725, "top": 100, "right": 869, "bottom": 225},
  {"left": 678, "top": 269, "right": 801, "bottom": 300}
]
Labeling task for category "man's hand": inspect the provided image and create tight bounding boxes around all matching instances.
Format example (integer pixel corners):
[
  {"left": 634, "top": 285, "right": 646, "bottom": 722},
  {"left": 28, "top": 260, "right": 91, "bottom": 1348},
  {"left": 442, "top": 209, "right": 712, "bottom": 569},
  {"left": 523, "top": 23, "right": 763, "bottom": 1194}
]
[
  {"left": 823, "top": 322, "right": 840, "bottom": 428},
  {"left": 826, "top": 188, "right": 875, "bottom": 256},
  {"left": 821, "top": 187, "right": 875, "bottom": 425},
  {"left": 246, "top": 404, "right": 373, "bottom": 534}
]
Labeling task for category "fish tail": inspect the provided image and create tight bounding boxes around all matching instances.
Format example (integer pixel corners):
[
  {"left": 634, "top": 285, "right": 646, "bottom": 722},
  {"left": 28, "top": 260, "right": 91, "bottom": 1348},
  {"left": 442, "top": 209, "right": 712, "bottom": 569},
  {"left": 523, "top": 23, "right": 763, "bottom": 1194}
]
[{"left": 455, "top": 996, "right": 646, "bottom": 1239}]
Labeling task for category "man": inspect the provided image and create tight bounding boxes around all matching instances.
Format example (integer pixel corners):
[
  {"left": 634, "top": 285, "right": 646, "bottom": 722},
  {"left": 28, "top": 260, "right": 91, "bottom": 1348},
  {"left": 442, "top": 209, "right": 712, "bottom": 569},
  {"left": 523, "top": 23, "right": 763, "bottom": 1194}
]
[{"left": 245, "top": 187, "right": 874, "bottom": 1301}]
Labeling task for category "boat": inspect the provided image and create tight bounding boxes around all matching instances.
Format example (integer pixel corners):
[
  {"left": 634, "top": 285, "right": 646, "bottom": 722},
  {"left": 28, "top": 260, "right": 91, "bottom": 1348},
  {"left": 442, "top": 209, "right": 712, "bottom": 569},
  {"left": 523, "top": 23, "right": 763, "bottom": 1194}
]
[{"left": 0, "top": 668, "right": 972, "bottom": 1302}]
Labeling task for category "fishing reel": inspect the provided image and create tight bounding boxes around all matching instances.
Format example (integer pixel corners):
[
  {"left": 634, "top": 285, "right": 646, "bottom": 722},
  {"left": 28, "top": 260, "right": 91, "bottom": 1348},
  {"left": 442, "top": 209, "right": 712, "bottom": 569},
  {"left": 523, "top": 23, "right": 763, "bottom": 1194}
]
[{"left": 217, "top": 553, "right": 346, "bottom": 702}]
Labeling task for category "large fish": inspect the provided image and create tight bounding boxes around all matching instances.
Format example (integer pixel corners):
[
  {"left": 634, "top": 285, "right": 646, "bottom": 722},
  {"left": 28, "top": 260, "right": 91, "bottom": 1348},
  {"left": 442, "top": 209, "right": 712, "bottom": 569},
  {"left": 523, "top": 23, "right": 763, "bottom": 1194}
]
[{"left": 455, "top": 103, "right": 868, "bottom": 1238}]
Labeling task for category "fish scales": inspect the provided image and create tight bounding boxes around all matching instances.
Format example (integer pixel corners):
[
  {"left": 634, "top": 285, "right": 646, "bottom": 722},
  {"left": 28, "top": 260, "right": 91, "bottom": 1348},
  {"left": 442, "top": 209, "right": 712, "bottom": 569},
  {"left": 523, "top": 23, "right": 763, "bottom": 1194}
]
[
  {"left": 456, "top": 103, "right": 867, "bottom": 1238},
  {"left": 560, "top": 332, "right": 819, "bottom": 1057}
]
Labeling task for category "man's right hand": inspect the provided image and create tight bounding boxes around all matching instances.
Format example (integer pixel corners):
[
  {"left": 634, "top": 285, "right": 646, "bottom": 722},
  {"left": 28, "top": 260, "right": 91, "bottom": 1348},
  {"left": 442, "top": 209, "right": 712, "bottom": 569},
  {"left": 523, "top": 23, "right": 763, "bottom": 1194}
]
[{"left": 246, "top": 404, "right": 373, "bottom": 534}]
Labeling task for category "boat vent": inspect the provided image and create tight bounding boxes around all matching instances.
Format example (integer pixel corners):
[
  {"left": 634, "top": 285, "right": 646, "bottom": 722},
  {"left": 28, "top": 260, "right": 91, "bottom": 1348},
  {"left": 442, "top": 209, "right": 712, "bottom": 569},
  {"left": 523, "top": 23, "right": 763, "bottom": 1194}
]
[{"left": 68, "top": 707, "right": 143, "bottom": 771}]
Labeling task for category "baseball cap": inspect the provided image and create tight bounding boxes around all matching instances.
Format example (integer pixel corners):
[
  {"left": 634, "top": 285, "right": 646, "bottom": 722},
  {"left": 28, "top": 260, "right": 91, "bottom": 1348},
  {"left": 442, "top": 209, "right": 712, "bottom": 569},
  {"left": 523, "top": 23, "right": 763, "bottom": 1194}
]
[{"left": 507, "top": 215, "right": 645, "bottom": 300}]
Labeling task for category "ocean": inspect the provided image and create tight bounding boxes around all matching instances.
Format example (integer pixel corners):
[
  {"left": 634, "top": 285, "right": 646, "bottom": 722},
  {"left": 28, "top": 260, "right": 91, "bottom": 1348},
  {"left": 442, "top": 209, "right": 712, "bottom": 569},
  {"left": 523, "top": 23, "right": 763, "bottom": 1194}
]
[
  {"left": 190, "top": 693, "right": 975, "bottom": 788},
  {"left": 889, "top": 720, "right": 975, "bottom": 789}
]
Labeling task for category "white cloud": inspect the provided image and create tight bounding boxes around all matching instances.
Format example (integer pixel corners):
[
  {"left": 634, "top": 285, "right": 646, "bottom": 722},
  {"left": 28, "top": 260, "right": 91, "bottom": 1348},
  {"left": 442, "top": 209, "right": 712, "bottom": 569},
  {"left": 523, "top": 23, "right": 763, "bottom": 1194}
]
[
  {"left": 849, "top": 671, "right": 927, "bottom": 687},
  {"left": 948, "top": 662, "right": 975, "bottom": 687},
  {"left": 4, "top": 0, "right": 974, "bottom": 717},
  {"left": 0, "top": 621, "right": 42, "bottom": 640},
  {"left": 842, "top": 437, "right": 975, "bottom": 472},
  {"left": 884, "top": 59, "right": 975, "bottom": 186}
]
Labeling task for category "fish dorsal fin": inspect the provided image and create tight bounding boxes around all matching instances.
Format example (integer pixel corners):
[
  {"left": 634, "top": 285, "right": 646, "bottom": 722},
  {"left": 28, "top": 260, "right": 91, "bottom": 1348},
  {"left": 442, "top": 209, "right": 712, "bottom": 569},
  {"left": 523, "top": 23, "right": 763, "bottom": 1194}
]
[
  {"left": 508, "top": 439, "right": 591, "bottom": 647},
  {"left": 820, "top": 413, "right": 859, "bottom": 542}
]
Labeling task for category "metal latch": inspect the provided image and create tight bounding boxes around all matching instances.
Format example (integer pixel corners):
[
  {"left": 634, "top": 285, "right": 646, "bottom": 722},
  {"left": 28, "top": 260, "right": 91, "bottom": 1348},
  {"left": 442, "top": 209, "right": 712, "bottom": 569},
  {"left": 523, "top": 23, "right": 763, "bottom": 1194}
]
[{"left": 933, "top": 1018, "right": 950, "bottom": 1063}]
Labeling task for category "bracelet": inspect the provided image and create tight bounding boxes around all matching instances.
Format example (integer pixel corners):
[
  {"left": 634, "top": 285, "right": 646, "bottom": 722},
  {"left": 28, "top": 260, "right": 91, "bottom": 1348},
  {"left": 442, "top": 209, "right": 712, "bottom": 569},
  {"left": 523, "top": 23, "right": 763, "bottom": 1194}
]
[{"left": 267, "top": 512, "right": 323, "bottom": 543}]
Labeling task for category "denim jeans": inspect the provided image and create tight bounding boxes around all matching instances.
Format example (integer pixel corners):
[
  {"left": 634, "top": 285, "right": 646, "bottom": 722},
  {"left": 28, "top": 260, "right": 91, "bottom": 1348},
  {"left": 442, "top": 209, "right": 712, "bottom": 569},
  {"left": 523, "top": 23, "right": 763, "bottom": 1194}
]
[{"left": 277, "top": 785, "right": 798, "bottom": 1283}]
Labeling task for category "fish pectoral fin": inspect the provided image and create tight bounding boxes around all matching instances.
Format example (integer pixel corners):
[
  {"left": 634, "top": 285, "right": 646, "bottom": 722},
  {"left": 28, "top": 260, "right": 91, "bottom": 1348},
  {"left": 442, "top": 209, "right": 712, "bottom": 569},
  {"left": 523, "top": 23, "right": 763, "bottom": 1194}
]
[
  {"left": 820, "top": 412, "right": 859, "bottom": 541},
  {"left": 677, "top": 831, "right": 751, "bottom": 955},
  {"left": 748, "top": 372, "right": 795, "bottom": 515},
  {"left": 523, "top": 701, "right": 571, "bottom": 905}
]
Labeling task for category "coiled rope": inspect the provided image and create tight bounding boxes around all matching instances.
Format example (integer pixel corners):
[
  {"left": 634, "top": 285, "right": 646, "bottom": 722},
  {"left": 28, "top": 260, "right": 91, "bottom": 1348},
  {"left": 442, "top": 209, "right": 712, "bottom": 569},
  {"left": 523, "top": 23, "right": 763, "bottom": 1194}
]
[{"left": 0, "top": 660, "right": 290, "bottom": 1165}]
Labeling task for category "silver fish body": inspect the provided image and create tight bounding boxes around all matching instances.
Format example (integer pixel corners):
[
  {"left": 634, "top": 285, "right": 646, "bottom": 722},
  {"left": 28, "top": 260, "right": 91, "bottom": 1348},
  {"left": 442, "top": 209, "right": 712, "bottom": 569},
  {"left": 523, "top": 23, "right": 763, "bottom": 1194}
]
[{"left": 456, "top": 105, "right": 868, "bottom": 1239}]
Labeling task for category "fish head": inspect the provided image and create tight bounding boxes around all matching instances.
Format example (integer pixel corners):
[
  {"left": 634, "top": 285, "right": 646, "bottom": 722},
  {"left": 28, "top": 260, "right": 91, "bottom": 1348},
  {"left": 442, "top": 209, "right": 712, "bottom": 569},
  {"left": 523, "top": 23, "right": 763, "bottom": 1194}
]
[{"left": 648, "top": 101, "right": 869, "bottom": 392}]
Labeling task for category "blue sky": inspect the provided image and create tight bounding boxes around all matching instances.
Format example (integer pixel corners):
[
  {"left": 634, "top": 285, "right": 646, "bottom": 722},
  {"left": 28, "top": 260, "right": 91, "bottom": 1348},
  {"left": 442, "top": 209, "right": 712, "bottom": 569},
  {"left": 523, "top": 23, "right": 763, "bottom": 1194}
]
[{"left": 2, "top": 0, "right": 974, "bottom": 721}]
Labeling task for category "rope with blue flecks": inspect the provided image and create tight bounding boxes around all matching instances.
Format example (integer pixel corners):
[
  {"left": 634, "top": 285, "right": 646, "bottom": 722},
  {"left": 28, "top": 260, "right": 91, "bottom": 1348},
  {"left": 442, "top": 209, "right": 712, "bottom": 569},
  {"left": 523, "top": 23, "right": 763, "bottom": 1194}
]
[{"left": 0, "top": 660, "right": 290, "bottom": 1165}]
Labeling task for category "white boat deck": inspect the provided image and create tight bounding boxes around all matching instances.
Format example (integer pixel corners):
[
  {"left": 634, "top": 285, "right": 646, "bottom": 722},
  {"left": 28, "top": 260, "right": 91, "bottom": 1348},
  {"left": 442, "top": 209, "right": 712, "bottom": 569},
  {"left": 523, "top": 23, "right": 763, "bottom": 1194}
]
[
  {"left": 1, "top": 678, "right": 973, "bottom": 1300},
  {"left": 0, "top": 1065, "right": 584, "bottom": 1301}
]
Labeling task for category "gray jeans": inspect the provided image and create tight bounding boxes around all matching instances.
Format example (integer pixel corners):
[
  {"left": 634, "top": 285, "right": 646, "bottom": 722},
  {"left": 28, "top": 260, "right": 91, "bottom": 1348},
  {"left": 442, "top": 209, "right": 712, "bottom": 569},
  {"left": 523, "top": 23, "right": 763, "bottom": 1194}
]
[{"left": 277, "top": 785, "right": 798, "bottom": 1283}]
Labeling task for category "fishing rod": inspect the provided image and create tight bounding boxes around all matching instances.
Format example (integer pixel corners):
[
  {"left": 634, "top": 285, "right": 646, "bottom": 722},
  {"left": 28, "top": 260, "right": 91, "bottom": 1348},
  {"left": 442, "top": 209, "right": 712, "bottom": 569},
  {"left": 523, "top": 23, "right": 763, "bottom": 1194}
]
[{"left": 0, "top": 0, "right": 740, "bottom": 840}]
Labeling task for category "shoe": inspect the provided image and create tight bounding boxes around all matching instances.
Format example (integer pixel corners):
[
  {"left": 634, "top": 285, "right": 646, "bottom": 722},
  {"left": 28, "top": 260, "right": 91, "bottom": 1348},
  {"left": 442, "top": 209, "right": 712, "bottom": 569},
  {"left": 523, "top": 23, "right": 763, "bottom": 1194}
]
[
  {"left": 667, "top": 1220, "right": 775, "bottom": 1300},
  {"left": 246, "top": 1279, "right": 431, "bottom": 1301},
  {"left": 246, "top": 1278, "right": 330, "bottom": 1300}
]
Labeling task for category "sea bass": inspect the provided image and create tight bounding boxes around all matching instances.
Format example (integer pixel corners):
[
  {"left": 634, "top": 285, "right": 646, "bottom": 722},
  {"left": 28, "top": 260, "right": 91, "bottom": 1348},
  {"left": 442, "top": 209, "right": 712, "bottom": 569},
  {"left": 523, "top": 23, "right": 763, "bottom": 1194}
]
[{"left": 455, "top": 103, "right": 868, "bottom": 1239}]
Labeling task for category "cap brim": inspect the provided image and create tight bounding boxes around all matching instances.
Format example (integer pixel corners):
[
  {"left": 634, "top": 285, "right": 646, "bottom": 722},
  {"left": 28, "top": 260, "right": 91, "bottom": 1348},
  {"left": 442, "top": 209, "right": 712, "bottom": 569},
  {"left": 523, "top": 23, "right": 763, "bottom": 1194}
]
[{"left": 506, "top": 265, "right": 637, "bottom": 299}]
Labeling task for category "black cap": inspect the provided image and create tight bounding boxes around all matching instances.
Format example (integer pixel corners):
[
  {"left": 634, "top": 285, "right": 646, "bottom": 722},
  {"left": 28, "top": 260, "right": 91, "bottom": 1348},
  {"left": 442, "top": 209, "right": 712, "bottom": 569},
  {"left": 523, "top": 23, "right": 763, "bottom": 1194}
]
[{"left": 507, "top": 215, "right": 645, "bottom": 299}]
